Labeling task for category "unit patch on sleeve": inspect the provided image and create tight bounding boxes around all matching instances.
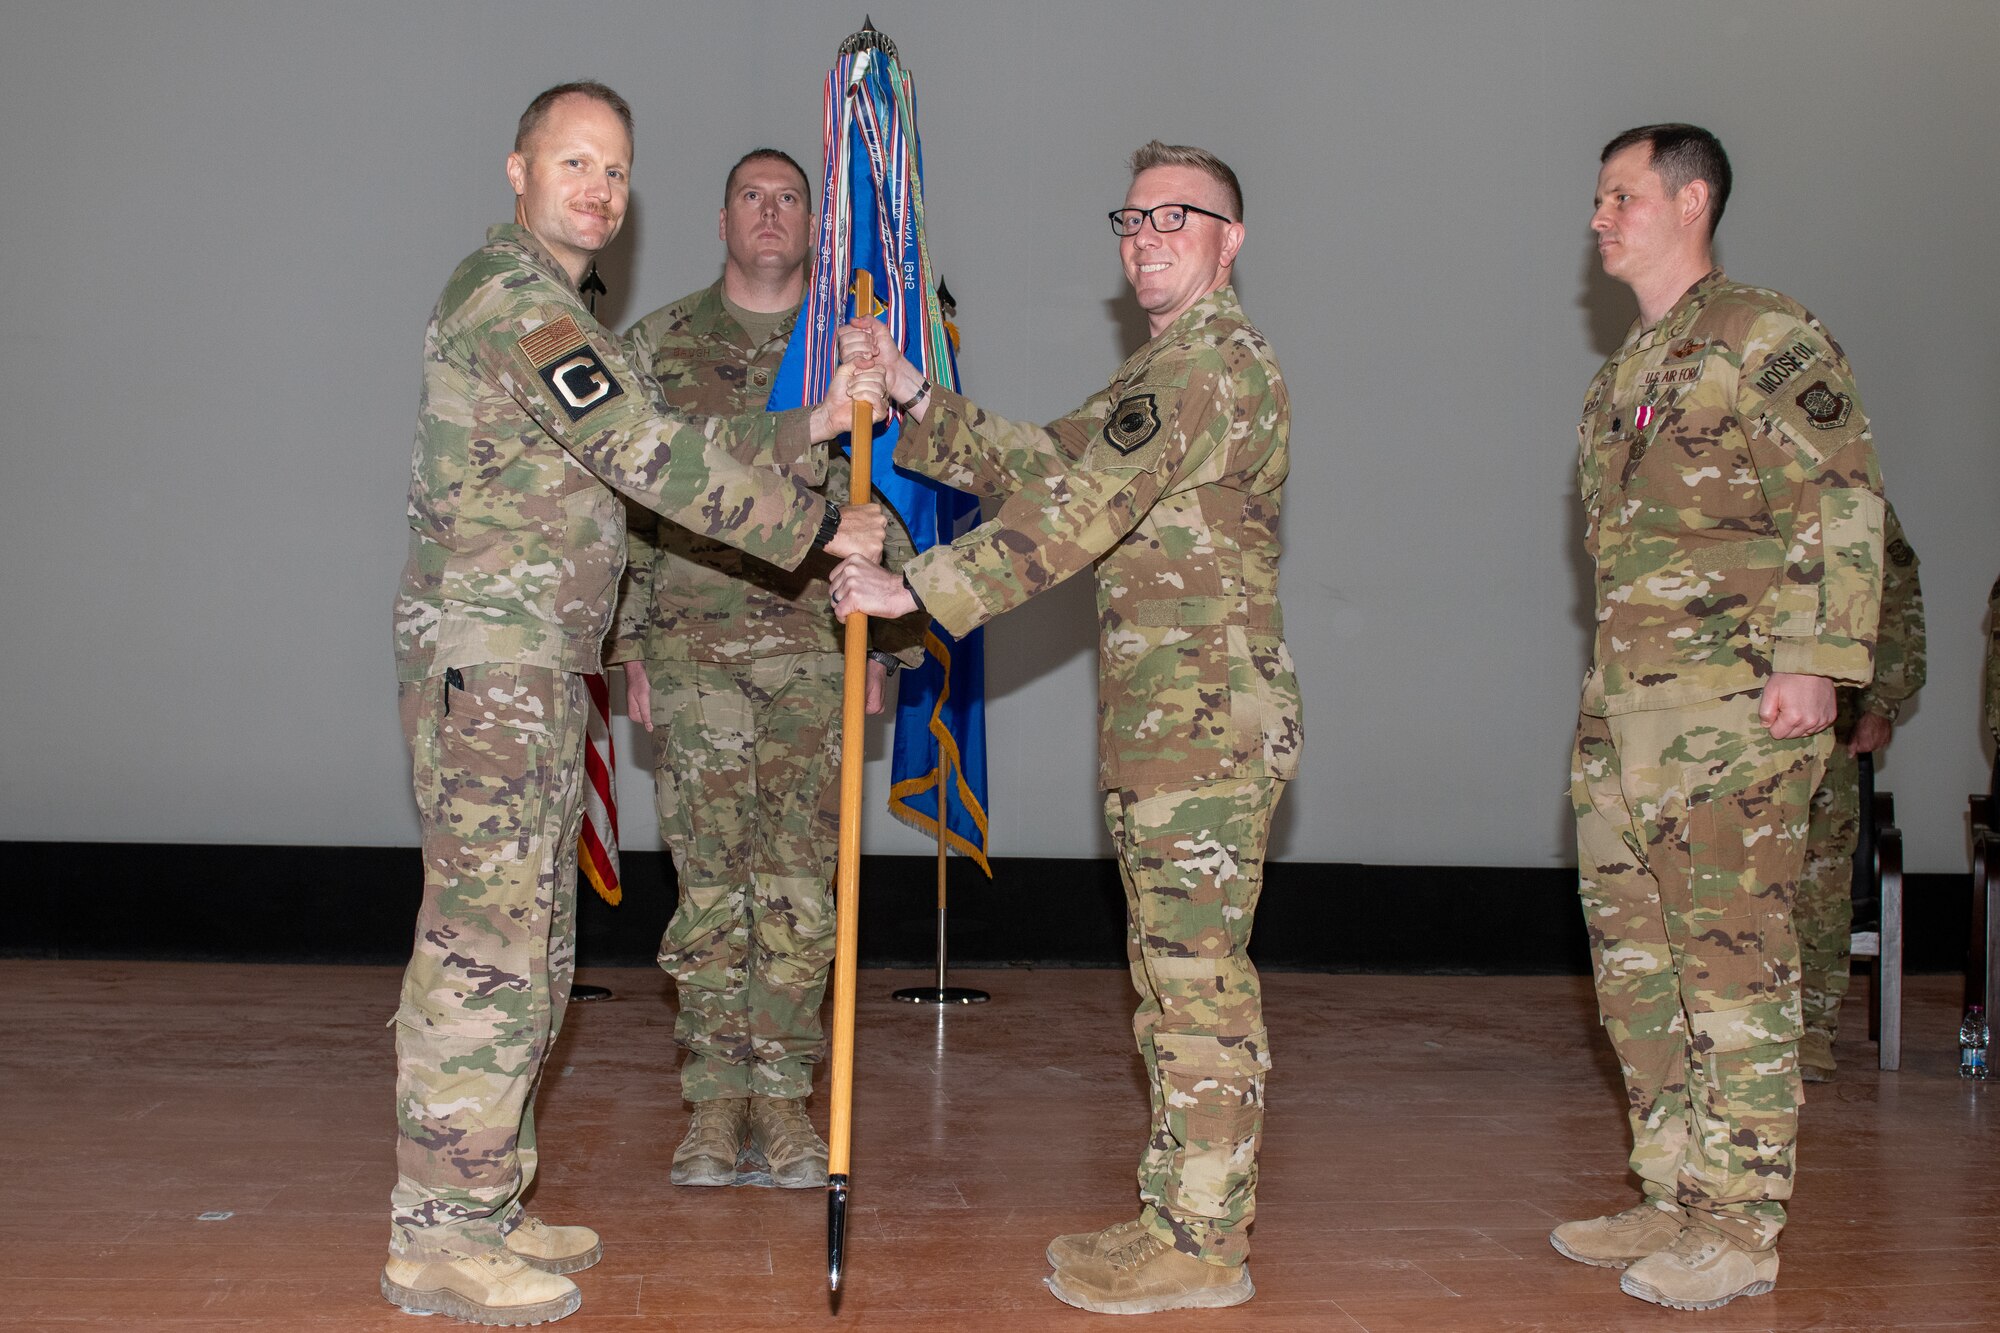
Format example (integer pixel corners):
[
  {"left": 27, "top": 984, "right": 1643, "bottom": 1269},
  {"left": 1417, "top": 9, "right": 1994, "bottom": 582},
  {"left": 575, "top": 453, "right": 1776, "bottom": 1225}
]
[
  {"left": 1103, "top": 392, "right": 1161, "bottom": 455},
  {"left": 518, "top": 314, "right": 625, "bottom": 422},
  {"left": 1794, "top": 379, "right": 1852, "bottom": 430}
]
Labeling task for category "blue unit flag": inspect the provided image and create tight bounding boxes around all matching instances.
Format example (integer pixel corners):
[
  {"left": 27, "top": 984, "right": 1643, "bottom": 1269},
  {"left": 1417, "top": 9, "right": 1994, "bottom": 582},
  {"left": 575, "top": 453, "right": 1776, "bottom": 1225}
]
[{"left": 767, "top": 40, "right": 989, "bottom": 872}]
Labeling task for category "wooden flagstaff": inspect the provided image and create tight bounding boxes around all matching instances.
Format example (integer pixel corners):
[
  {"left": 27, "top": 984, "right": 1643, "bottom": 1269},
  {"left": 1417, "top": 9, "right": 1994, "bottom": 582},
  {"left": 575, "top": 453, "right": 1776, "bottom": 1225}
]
[{"left": 826, "top": 268, "right": 875, "bottom": 1294}]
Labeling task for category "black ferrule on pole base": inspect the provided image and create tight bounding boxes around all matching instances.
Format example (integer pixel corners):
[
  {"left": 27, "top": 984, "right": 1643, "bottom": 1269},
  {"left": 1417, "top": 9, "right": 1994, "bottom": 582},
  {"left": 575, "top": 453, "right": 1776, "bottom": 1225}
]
[{"left": 827, "top": 1174, "right": 850, "bottom": 1291}]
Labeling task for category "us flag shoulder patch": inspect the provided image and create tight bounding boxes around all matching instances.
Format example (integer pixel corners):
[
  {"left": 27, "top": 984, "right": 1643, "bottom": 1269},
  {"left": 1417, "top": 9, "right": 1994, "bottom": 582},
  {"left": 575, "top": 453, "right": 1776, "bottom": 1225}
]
[{"left": 518, "top": 314, "right": 588, "bottom": 366}]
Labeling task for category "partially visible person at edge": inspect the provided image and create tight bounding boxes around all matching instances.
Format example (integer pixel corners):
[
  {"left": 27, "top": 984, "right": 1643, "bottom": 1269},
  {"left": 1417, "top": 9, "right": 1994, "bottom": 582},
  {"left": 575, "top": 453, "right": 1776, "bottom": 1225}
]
[
  {"left": 1794, "top": 502, "right": 1923, "bottom": 1083},
  {"left": 604, "top": 148, "right": 926, "bottom": 1193},
  {"left": 1986, "top": 573, "right": 2000, "bottom": 796},
  {"left": 1555, "top": 123, "right": 1885, "bottom": 1312},
  {"left": 383, "top": 83, "right": 887, "bottom": 1327},
  {"left": 829, "top": 140, "right": 1298, "bottom": 1316}
]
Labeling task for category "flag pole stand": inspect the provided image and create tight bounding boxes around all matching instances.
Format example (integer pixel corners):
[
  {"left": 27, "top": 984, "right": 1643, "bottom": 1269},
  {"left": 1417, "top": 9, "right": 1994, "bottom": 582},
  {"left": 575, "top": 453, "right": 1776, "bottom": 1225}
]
[{"left": 893, "top": 752, "right": 988, "bottom": 1005}]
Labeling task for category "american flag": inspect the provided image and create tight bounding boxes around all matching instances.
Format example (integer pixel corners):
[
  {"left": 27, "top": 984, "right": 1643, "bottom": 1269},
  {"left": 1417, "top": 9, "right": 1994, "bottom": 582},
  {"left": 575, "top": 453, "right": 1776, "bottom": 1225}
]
[{"left": 578, "top": 671, "right": 621, "bottom": 905}]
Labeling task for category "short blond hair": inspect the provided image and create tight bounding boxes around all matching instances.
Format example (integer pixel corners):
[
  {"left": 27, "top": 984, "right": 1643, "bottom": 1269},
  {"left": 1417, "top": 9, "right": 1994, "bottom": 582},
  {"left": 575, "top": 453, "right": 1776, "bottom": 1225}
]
[
  {"left": 515, "top": 81, "right": 633, "bottom": 154},
  {"left": 1129, "top": 141, "right": 1242, "bottom": 221}
]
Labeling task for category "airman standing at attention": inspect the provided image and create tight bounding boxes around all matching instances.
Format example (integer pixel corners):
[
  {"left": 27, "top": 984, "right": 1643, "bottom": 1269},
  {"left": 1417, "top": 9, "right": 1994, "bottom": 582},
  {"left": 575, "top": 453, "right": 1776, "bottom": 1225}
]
[
  {"left": 1556, "top": 123, "right": 1885, "bottom": 1312},
  {"left": 606, "top": 149, "right": 924, "bottom": 1191},
  {"left": 1794, "top": 501, "right": 1924, "bottom": 1083}
]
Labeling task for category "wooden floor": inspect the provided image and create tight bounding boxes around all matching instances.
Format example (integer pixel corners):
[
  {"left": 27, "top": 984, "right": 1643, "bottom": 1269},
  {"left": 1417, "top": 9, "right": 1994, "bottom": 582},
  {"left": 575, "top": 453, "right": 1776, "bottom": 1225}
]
[{"left": 3, "top": 963, "right": 1995, "bottom": 1331}]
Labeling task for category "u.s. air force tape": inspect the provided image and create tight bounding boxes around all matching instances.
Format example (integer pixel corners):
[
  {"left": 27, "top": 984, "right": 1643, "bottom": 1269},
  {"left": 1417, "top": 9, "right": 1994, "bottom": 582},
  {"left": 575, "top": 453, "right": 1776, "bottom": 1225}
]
[
  {"left": 1103, "top": 392, "right": 1160, "bottom": 454},
  {"left": 518, "top": 314, "right": 624, "bottom": 422}
]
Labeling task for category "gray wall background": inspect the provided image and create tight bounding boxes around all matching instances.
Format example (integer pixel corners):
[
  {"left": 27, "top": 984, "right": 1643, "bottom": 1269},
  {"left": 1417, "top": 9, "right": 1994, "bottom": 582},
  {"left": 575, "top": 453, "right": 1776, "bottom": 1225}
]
[{"left": 3, "top": 1, "right": 1995, "bottom": 874}]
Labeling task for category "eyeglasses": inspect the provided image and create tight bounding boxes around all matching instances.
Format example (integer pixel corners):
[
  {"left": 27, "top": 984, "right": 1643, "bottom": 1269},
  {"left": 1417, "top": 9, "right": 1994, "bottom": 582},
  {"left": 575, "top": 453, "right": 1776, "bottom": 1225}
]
[{"left": 1107, "top": 202, "right": 1235, "bottom": 236}]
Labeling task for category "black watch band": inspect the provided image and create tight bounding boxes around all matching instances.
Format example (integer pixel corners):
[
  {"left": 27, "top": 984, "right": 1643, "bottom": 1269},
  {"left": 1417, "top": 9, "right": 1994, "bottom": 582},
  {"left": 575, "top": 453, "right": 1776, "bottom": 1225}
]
[{"left": 811, "top": 502, "right": 843, "bottom": 552}]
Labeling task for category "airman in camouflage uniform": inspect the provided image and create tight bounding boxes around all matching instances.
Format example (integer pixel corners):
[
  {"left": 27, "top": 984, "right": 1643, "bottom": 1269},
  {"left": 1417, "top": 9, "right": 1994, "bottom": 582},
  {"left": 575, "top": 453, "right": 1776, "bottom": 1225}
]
[
  {"left": 832, "top": 141, "right": 1298, "bottom": 1316},
  {"left": 384, "top": 87, "right": 886, "bottom": 1327},
  {"left": 604, "top": 150, "right": 925, "bottom": 1189},
  {"left": 1554, "top": 125, "right": 1884, "bottom": 1313},
  {"left": 1795, "top": 503, "right": 1924, "bottom": 1081}
]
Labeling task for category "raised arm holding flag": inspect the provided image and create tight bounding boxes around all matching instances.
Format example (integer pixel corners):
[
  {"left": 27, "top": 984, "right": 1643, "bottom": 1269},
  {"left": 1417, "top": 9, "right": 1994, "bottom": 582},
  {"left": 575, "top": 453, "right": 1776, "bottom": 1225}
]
[{"left": 832, "top": 139, "right": 1298, "bottom": 1315}]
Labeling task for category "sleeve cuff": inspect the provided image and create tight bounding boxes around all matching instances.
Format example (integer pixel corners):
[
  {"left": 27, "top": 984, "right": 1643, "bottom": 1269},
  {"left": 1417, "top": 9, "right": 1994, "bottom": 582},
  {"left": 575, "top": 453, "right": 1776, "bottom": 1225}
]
[{"left": 1771, "top": 638, "right": 1872, "bottom": 685}]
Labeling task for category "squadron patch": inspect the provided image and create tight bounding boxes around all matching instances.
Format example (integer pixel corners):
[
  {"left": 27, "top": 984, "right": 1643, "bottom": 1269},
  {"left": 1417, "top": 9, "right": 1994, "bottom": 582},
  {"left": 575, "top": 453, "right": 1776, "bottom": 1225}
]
[
  {"left": 1794, "top": 379, "right": 1852, "bottom": 430},
  {"left": 1888, "top": 537, "right": 1915, "bottom": 568},
  {"left": 518, "top": 314, "right": 625, "bottom": 422},
  {"left": 1104, "top": 393, "right": 1161, "bottom": 455}
]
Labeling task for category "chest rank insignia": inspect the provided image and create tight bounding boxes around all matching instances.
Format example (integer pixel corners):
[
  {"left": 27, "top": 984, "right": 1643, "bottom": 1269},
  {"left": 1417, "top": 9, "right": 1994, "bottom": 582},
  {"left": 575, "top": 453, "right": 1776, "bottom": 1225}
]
[
  {"left": 1794, "top": 379, "right": 1852, "bottom": 430},
  {"left": 519, "top": 314, "right": 625, "bottom": 422},
  {"left": 1104, "top": 392, "right": 1161, "bottom": 454}
]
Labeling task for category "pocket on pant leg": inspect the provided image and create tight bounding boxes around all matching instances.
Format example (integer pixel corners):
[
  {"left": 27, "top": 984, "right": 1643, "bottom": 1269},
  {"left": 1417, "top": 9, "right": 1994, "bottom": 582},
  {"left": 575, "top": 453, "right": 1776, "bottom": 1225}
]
[
  {"left": 1685, "top": 1002, "right": 1798, "bottom": 1193},
  {"left": 1152, "top": 1028, "right": 1269, "bottom": 1216},
  {"left": 404, "top": 668, "right": 568, "bottom": 1041},
  {"left": 753, "top": 874, "right": 834, "bottom": 988},
  {"left": 659, "top": 881, "right": 749, "bottom": 991}
]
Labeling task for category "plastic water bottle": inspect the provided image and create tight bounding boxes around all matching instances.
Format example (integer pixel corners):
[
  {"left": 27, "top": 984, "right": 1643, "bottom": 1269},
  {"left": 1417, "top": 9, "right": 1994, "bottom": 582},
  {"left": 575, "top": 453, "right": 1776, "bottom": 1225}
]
[{"left": 1961, "top": 1006, "right": 1990, "bottom": 1080}]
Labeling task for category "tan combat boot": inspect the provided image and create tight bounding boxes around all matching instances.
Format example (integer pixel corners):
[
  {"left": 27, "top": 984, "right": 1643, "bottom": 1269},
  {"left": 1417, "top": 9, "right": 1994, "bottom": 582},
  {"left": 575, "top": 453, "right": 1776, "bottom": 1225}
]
[
  {"left": 749, "top": 1095, "right": 830, "bottom": 1188},
  {"left": 1045, "top": 1230, "right": 1254, "bottom": 1314},
  {"left": 381, "top": 1247, "right": 581, "bottom": 1325},
  {"left": 1799, "top": 1029, "right": 1837, "bottom": 1083},
  {"left": 1046, "top": 1215, "right": 1149, "bottom": 1269},
  {"left": 1549, "top": 1200, "right": 1687, "bottom": 1269},
  {"left": 671, "top": 1097, "right": 750, "bottom": 1186},
  {"left": 505, "top": 1215, "right": 602, "bottom": 1275},
  {"left": 1620, "top": 1227, "right": 1779, "bottom": 1310}
]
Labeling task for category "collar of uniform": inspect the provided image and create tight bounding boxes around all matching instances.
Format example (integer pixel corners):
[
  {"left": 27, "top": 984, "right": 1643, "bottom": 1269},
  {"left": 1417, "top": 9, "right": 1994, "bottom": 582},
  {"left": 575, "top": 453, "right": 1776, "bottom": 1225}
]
[
  {"left": 1624, "top": 267, "right": 1727, "bottom": 356},
  {"left": 1118, "top": 283, "right": 1242, "bottom": 381},
  {"left": 689, "top": 278, "right": 800, "bottom": 354},
  {"left": 486, "top": 223, "right": 584, "bottom": 294}
]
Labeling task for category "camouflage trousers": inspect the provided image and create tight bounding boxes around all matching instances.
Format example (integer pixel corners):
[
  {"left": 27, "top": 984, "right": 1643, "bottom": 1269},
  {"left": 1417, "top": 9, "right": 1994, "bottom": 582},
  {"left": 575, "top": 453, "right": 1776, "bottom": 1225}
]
[
  {"left": 1797, "top": 730, "right": 1863, "bottom": 1043},
  {"left": 645, "top": 653, "right": 842, "bottom": 1102},
  {"left": 1108, "top": 777, "right": 1283, "bottom": 1268},
  {"left": 390, "top": 665, "right": 587, "bottom": 1260},
  {"left": 1572, "top": 693, "right": 1828, "bottom": 1251}
]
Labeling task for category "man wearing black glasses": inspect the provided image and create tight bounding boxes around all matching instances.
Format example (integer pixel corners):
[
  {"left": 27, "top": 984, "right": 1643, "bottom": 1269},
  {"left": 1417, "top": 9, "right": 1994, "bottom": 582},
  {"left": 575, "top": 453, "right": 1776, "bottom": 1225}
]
[{"left": 830, "top": 140, "right": 1298, "bottom": 1315}]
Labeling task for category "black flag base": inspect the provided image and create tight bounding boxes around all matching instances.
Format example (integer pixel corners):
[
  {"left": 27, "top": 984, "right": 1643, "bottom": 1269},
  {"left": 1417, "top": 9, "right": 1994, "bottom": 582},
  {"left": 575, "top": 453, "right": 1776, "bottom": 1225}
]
[
  {"left": 892, "top": 986, "right": 989, "bottom": 1005},
  {"left": 570, "top": 984, "right": 614, "bottom": 1002},
  {"left": 827, "top": 1174, "right": 851, "bottom": 1292}
]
